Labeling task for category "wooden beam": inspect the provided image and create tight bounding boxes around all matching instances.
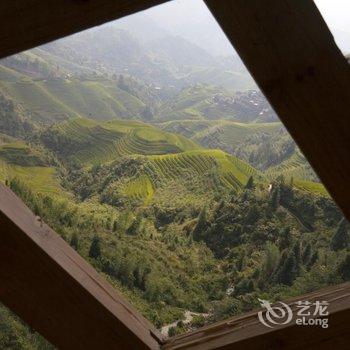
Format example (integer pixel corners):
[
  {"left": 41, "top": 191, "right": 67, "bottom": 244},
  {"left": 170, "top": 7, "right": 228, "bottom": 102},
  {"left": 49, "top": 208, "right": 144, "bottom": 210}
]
[
  {"left": 164, "top": 282, "right": 350, "bottom": 350},
  {"left": 205, "top": 0, "right": 350, "bottom": 220},
  {"left": 0, "top": 0, "right": 168, "bottom": 60},
  {"left": 0, "top": 183, "right": 162, "bottom": 350}
]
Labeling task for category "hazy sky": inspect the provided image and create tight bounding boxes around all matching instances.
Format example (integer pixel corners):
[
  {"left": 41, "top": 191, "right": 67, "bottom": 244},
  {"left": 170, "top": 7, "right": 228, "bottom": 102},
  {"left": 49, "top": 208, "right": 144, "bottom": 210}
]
[
  {"left": 145, "top": 0, "right": 211, "bottom": 25},
  {"left": 143, "top": 0, "right": 350, "bottom": 53},
  {"left": 146, "top": 0, "right": 350, "bottom": 33},
  {"left": 142, "top": 0, "right": 234, "bottom": 56},
  {"left": 150, "top": 0, "right": 350, "bottom": 53},
  {"left": 314, "top": 0, "right": 350, "bottom": 33},
  {"left": 109, "top": 0, "right": 350, "bottom": 55}
]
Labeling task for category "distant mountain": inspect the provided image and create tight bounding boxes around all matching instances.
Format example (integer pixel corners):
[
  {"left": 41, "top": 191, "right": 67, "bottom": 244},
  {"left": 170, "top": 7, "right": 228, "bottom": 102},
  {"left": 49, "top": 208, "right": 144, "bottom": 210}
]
[
  {"left": 0, "top": 54, "right": 166, "bottom": 128},
  {"left": 29, "top": 24, "right": 255, "bottom": 91},
  {"left": 145, "top": 35, "right": 217, "bottom": 68},
  {"left": 113, "top": 12, "right": 172, "bottom": 44},
  {"left": 0, "top": 14, "right": 257, "bottom": 137},
  {"left": 124, "top": 0, "right": 236, "bottom": 57}
]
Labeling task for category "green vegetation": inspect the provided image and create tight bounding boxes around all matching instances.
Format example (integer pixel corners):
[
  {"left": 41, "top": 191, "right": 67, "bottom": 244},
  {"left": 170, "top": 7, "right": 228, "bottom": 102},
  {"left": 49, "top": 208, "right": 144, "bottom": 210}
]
[
  {"left": 161, "top": 119, "right": 281, "bottom": 152},
  {"left": 158, "top": 85, "right": 232, "bottom": 121},
  {"left": 79, "top": 151, "right": 254, "bottom": 205},
  {"left": 40, "top": 117, "right": 200, "bottom": 166},
  {"left": 0, "top": 119, "right": 345, "bottom": 343},
  {"left": 266, "top": 150, "right": 318, "bottom": 182},
  {"left": 0, "top": 76, "right": 149, "bottom": 123},
  {"left": 0, "top": 304, "right": 53, "bottom": 350},
  {"left": 157, "top": 87, "right": 275, "bottom": 122},
  {"left": 0, "top": 17, "right": 345, "bottom": 348},
  {"left": 0, "top": 140, "right": 67, "bottom": 197},
  {"left": 0, "top": 93, "right": 35, "bottom": 137},
  {"left": 162, "top": 119, "right": 326, "bottom": 195}
]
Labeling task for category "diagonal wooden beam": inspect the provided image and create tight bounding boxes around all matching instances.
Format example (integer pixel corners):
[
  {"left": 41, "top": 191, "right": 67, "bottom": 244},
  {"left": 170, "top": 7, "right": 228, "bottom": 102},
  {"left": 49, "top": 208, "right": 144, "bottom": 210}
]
[
  {"left": 163, "top": 282, "right": 350, "bottom": 350},
  {"left": 205, "top": 0, "right": 350, "bottom": 221},
  {"left": 0, "top": 0, "right": 169, "bottom": 60},
  {"left": 0, "top": 183, "right": 162, "bottom": 350}
]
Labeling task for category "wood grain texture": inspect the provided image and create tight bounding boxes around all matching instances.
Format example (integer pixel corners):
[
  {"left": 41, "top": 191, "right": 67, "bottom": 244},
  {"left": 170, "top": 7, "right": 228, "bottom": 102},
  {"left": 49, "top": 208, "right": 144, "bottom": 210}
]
[
  {"left": 205, "top": 0, "right": 350, "bottom": 221},
  {"left": 164, "top": 282, "right": 350, "bottom": 350},
  {"left": 0, "top": 183, "right": 162, "bottom": 350},
  {"left": 0, "top": 0, "right": 168, "bottom": 59}
]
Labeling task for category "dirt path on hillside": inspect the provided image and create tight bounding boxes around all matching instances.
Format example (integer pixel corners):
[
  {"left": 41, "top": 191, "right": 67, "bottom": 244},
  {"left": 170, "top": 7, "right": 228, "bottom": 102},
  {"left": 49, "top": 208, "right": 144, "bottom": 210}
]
[{"left": 160, "top": 310, "right": 209, "bottom": 336}]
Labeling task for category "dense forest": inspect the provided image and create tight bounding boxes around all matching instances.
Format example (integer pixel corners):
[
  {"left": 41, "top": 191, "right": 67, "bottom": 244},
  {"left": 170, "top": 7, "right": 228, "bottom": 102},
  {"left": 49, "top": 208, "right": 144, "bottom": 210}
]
[{"left": 0, "top": 6, "right": 350, "bottom": 349}]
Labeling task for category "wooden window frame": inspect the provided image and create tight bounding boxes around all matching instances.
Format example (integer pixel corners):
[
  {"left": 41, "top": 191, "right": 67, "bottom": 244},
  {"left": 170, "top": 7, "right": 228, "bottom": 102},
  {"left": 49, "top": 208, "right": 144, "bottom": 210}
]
[{"left": 1, "top": 0, "right": 350, "bottom": 349}]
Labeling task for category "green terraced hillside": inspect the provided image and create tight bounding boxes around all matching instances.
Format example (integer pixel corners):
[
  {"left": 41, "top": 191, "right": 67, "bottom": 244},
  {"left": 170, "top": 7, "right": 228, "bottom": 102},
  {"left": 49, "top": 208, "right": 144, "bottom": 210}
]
[
  {"left": 158, "top": 85, "right": 235, "bottom": 121},
  {"left": 0, "top": 77, "right": 146, "bottom": 123},
  {"left": 160, "top": 119, "right": 327, "bottom": 196},
  {"left": 265, "top": 150, "right": 328, "bottom": 196},
  {"left": 147, "top": 149, "right": 256, "bottom": 188},
  {"left": 266, "top": 150, "right": 317, "bottom": 181},
  {"left": 0, "top": 115, "right": 261, "bottom": 204},
  {"left": 292, "top": 179, "right": 328, "bottom": 197},
  {"left": 0, "top": 138, "right": 67, "bottom": 197},
  {"left": 157, "top": 85, "right": 276, "bottom": 122},
  {"left": 142, "top": 149, "right": 257, "bottom": 196},
  {"left": 40, "top": 118, "right": 202, "bottom": 166},
  {"left": 0, "top": 62, "right": 149, "bottom": 123},
  {"left": 160, "top": 119, "right": 281, "bottom": 153},
  {"left": 84, "top": 149, "right": 259, "bottom": 206},
  {"left": 39, "top": 118, "right": 259, "bottom": 204}
]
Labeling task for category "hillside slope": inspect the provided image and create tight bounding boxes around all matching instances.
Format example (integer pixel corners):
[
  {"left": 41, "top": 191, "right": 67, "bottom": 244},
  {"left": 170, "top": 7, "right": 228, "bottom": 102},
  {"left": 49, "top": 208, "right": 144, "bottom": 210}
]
[
  {"left": 0, "top": 65, "right": 149, "bottom": 123},
  {"left": 37, "top": 118, "right": 258, "bottom": 205},
  {"left": 157, "top": 86, "right": 277, "bottom": 122},
  {"left": 0, "top": 135, "right": 67, "bottom": 197},
  {"left": 160, "top": 119, "right": 281, "bottom": 152},
  {"left": 160, "top": 119, "right": 325, "bottom": 195},
  {"left": 40, "top": 118, "right": 201, "bottom": 166}
]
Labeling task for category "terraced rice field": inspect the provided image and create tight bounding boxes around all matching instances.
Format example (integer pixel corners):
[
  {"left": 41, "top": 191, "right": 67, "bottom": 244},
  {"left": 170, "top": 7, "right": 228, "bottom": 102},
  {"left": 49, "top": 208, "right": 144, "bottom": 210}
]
[
  {"left": 122, "top": 149, "right": 259, "bottom": 200},
  {"left": 265, "top": 151, "right": 328, "bottom": 196},
  {"left": 0, "top": 140, "right": 69, "bottom": 197},
  {"left": 0, "top": 64, "right": 148, "bottom": 122},
  {"left": 42, "top": 118, "right": 201, "bottom": 166},
  {"left": 266, "top": 151, "right": 317, "bottom": 181},
  {"left": 0, "top": 160, "right": 67, "bottom": 198},
  {"left": 193, "top": 121, "right": 281, "bottom": 148},
  {"left": 122, "top": 174, "right": 154, "bottom": 202},
  {"left": 161, "top": 119, "right": 282, "bottom": 151},
  {"left": 40, "top": 118, "right": 260, "bottom": 201},
  {"left": 293, "top": 179, "right": 329, "bottom": 197}
]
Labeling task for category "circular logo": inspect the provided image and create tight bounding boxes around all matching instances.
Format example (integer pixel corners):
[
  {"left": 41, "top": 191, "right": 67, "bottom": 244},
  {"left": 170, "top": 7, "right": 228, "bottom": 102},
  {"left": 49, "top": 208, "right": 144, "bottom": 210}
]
[{"left": 258, "top": 298, "right": 293, "bottom": 328}]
